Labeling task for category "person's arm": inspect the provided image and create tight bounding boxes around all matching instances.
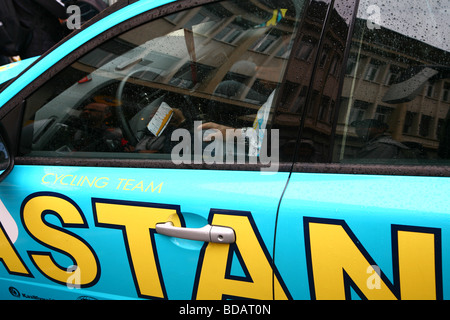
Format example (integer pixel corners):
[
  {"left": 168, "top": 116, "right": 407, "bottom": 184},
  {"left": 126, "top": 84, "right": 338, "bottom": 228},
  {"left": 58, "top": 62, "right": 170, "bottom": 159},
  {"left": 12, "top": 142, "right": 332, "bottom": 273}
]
[{"left": 32, "top": 0, "right": 68, "bottom": 19}]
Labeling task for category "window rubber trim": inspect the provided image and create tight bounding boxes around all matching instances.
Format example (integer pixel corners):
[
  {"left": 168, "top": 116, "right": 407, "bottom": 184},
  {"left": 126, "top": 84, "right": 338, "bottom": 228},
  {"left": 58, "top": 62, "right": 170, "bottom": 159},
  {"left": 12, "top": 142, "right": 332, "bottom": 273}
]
[
  {"left": 292, "top": 162, "right": 450, "bottom": 177},
  {"left": 14, "top": 156, "right": 293, "bottom": 172}
]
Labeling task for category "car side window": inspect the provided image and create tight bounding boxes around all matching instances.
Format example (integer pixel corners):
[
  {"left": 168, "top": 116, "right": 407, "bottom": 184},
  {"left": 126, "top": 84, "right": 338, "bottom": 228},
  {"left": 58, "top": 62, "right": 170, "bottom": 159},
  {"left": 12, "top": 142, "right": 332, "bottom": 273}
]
[
  {"left": 19, "top": 0, "right": 307, "bottom": 167},
  {"left": 333, "top": 0, "right": 450, "bottom": 165}
]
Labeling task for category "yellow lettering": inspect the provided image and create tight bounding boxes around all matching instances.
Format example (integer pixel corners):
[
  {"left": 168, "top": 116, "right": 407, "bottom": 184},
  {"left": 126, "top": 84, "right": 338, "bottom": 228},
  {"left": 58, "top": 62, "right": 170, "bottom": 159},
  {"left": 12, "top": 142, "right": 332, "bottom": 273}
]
[
  {"left": 41, "top": 173, "right": 54, "bottom": 184},
  {"left": 81, "top": 176, "right": 95, "bottom": 187},
  {"left": 395, "top": 226, "right": 440, "bottom": 300},
  {"left": 131, "top": 181, "right": 144, "bottom": 192},
  {"left": 22, "top": 193, "right": 99, "bottom": 287},
  {"left": 60, "top": 175, "right": 73, "bottom": 185},
  {"left": 194, "top": 212, "right": 289, "bottom": 300},
  {"left": 0, "top": 224, "right": 31, "bottom": 276},
  {"left": 54, "top": 173, "right": 64, "bottom": 184},
  {"left": 307, "top": 220, "right": 396, "bottom": 299},
  {"left": 123, "top": 179, "right": 134, "bottom": 191},
  {"left": 76, "top": 176, "right": 84, "bottom": 186},
  {"left": 94, "top": 177, "right": 109, "bottom": 189},
  {"left": 145, "top": 182, "right": 163, "bottom": 193},
  {"left": 93, "top": 200, "right": 182, "bottom": 299},
  {"left": 306, "top": 219, "right": 441, "bottom": 300},
  {"left": 69, "top": 175, "right": 78, "bottom": 186},
  {"left": 116, "top": 178, "right": 127, "bottom": 189}
]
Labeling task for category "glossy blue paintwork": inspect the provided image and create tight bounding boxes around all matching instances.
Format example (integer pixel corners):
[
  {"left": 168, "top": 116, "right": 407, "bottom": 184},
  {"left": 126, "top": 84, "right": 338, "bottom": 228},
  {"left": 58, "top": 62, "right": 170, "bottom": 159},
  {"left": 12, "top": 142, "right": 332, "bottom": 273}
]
[
  {"left": 0, "top": 57, "right": 39, "bottom": 85},
  {"left": 276, "top": 172, "right": 450, "bottom": 299},
  {"left": 0, "top": 165, "right": 289, "bottom": 299}
]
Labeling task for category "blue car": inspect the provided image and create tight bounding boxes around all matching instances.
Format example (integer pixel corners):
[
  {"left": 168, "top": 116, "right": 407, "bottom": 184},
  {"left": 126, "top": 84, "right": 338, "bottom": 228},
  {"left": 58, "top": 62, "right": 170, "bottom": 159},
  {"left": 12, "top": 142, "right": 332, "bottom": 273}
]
[{"left": 0, "top": 0, "right": 448, "bottom": 300}]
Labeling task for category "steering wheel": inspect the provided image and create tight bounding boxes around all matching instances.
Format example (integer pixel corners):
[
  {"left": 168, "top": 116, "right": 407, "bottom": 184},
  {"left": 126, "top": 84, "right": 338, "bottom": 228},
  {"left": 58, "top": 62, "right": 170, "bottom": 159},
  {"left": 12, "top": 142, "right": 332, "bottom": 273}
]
[
  {"left": 116, "top": 68, "right": 206, "bottom": 147},
  {"left": 115, "top": 68, "right": 154, "bottom": 146}
]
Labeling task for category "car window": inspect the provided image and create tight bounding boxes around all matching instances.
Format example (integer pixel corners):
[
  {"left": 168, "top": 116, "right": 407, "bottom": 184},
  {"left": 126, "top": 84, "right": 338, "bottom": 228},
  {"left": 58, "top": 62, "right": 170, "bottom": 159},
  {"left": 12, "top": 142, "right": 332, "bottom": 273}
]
[
  {"left": 19, "top": 0, "right": 306, "bottom": 167},
  {"left": 333, "top": 0, "right": 450, "bottom": 165}
]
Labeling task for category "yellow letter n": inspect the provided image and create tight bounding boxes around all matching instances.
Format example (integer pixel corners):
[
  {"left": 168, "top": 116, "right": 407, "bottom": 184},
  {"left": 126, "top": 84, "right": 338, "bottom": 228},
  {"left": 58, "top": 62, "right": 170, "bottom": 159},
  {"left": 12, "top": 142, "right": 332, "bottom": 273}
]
[{"left": 305, "top": 217, "right": 442, "bottom": 300}]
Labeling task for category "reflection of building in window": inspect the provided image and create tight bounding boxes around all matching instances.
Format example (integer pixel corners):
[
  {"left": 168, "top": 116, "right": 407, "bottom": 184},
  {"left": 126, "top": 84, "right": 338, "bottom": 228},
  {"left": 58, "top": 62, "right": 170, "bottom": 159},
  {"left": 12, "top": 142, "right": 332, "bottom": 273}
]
[
  {"left": 296, "top": 38, "right": 316, "bottom": 61},
  {"left": 374, "top": 105, "right": 393, "bottom": 123},
  {"left": 426, "top": 83, "right": 434, "bottom": 98},
  {"left": 318, "top": 96, "right": 331, "bottom": 122},
  {"left": 385, "top": 65, "right": 403, "bottom": 85},
  {"left": 403, "top": 111, "right": 417, "bottom": 135},
  {"left": 443, "top": 83, "right": 450, "bottom": 102},
  {"left": 251, "top": 33, "right": 277, "bottom": 52},
  {"left": 420, "top": 115, "right": 432, "bottom": 137},
  {"left": 349, "top": 100, "right": 369, "bottom": 123},
  {"left": 274, "top": 2, "right": 350, "bottom": 163},
  {"left": 276, "top": 40, "right": 294, "bottom": 59},
  {"left": 336, "top": 17, "right": 450, "bottom": 160},
  {"left": 214, "top": 25, "right": 244, "bottom": 43},
  {"left": 329, "top": 54, "right": 340, "bottom": 76},
  {"left": 319, "top": 46, "right": 330, "bottom": 67},
  {"left": 364, "top": 59, "right": 381, "bottom": 82},
  {"left": 345, "top": 54, "right": 358, "bottom": 76}
]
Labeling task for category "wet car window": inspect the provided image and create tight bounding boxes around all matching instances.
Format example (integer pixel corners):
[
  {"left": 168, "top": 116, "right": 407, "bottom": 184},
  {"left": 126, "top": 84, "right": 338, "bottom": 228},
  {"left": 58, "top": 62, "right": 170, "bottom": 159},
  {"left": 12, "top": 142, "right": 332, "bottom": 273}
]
[
  {"left": 19, "top": 0, "right": 306, "bottom": 166},
  {"left": 333, "top": 0, "right": 450, "bottom": 165}
]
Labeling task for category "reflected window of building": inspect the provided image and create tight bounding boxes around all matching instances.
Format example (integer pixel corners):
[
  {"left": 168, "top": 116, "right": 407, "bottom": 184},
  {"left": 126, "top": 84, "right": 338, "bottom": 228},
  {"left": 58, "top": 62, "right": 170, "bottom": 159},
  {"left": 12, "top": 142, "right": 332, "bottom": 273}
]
[
  {"left": 296, "top": 38, "right": 316, "bottom": 61},
  {"left": 443, "top": 83, "right": 450, "bottom": 102}
]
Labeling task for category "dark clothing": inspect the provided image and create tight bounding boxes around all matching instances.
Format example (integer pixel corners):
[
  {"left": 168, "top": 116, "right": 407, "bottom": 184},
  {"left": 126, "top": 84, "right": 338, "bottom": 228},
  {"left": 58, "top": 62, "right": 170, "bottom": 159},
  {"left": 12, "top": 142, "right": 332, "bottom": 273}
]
[
  {"left": 0, "top": 56, "right": 10, "bottom": 66},
  {"left": 14, "top": 0, "right": 68, "bottom": 58}
]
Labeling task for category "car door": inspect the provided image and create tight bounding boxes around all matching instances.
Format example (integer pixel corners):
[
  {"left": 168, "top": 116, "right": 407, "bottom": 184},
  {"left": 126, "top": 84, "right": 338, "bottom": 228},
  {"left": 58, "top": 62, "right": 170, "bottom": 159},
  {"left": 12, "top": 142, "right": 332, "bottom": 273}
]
[
  {"left": 0, "top": 0, "right": 315, "bottom": 300},
  {"left": 275, "top": 0, "right": 450, "bottom": 299}
]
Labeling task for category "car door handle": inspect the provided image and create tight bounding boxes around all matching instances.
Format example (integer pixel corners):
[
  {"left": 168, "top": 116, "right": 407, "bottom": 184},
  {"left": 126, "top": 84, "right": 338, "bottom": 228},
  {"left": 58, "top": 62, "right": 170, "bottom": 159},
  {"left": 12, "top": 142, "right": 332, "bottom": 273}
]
[{"left": 155, "top": 222, "right": 235, "bottom": 244}]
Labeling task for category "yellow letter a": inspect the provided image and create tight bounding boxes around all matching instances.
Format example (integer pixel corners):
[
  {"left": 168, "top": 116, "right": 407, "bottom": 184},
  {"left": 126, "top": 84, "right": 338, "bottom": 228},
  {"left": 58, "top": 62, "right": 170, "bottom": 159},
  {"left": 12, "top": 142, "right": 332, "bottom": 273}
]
[{"left": 194, "top": 212, "right": 289, "bottom": 300}]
